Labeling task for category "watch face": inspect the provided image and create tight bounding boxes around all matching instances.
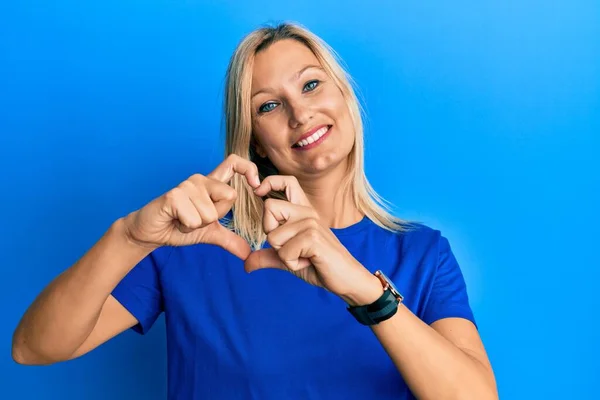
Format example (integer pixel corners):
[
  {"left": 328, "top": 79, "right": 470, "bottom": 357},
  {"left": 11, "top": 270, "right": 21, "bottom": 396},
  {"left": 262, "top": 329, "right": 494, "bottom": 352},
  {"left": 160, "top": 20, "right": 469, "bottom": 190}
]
[{"left": 377, "top": 270, "right": 403, "bottom": 300}]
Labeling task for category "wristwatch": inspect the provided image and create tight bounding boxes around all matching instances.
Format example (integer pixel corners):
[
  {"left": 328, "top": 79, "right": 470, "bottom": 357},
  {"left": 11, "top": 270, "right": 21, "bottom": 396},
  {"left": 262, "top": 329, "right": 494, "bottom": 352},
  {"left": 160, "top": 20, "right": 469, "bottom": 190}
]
[{"left": 347, "top": 270, "right": 404, "bottom": 325}]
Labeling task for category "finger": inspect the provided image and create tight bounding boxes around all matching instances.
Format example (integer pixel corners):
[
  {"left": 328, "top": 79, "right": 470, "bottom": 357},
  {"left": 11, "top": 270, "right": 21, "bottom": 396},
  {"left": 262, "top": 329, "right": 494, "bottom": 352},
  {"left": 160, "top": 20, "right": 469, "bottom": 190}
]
[
  {"left": 253, "top": 175, "right": 311, "bottom": 206},
  {"left": 276, "top": 230, "right": 319, "bottom": 271},
  {"left": 164, "top": 188, "right": 202, "bottom": 233},
  {"left": 266, "top": 218, "right": 319, "bottom": 250},
  {"left": 188, "top": 184, "right": 219, "bottom": 225},
  {"left": 207, "top": 154, "right": 261, "bottom": 188},
  {"left": 203, "top": 223, "right": 252, "bottom": 260},
  {"left": 205, "top": 180, "right": 238, "bottom": 218},
  {"left": 244, "top": 247, "right": 311, "bottom": 273},
  {"left": 244, "top": 248, "right": 285, "bottom": 272},
  {"left": 186, "top": 174, "right": 237, "bottom": 218},
  {"left": 262, "top": 198, "right": 317, "bottom": 233}
]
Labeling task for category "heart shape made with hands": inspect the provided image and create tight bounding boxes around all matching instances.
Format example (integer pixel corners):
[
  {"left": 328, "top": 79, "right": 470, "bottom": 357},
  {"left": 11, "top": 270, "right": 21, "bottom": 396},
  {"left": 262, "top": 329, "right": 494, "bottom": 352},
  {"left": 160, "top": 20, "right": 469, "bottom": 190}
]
[
  {"left": 203, "top": 156, "right": 364, "bottom": 292},
  {"left": 242, "top": 174, "right": 375, "bottom": 297},
  {"left": 196, "top": 156, "right": 319, "bottom": 272},
  {"left": 244, "top": 174, "right": 316, "bottom": 273},
  {"left": 211, "top": 168, "right": 375, "bottom": 299}
]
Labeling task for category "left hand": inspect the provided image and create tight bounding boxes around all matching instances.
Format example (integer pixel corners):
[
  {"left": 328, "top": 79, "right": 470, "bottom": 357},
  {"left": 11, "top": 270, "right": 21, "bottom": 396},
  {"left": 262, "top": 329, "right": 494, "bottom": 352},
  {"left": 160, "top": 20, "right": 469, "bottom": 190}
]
[{"left": 244, "top": 175, "right": 383, "bottom": 306}]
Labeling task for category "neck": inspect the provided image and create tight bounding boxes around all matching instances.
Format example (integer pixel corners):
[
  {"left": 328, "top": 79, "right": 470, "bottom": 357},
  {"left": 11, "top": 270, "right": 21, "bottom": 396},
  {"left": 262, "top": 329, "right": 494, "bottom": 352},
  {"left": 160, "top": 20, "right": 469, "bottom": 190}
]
[{"left": 297, "top": 163, "right": 363, "bottom": 229}]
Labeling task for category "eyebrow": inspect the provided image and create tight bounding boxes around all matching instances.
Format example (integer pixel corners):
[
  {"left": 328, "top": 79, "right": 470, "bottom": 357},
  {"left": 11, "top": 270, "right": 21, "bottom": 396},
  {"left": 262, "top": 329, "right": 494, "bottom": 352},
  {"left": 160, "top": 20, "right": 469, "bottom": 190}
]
[
  {"left": 294, "top": 64, "right": 323, "bottom": 81},
  {"left": 251, "top": 64, "right": 324, "bottom": 99}
]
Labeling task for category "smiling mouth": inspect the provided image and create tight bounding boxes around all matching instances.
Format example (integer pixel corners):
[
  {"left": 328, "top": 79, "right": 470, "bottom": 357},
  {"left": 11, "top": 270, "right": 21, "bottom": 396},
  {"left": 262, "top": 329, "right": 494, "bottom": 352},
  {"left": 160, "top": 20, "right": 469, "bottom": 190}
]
[{"left": 292, "top": 125, "right": 332, "bottom": 148}]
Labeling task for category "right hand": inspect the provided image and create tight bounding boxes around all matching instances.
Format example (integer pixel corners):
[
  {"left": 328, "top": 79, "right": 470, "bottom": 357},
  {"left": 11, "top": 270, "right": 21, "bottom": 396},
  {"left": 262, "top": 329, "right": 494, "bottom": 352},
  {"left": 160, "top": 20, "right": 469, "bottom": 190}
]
[{"left": 122, "top": 154, "right": 261, "bottom": 260}]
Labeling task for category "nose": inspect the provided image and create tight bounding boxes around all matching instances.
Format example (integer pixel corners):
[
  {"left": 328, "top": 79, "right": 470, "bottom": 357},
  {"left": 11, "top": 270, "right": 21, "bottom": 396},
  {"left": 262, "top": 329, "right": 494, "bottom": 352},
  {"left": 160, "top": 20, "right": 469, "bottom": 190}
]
[{"left": 287, "top": 98, "right": 313, "bottom": 129}]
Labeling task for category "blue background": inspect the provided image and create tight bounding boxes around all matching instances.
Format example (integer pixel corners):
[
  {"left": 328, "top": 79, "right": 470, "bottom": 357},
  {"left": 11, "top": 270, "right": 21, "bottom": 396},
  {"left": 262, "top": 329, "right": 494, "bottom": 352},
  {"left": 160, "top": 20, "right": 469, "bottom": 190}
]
[{"left": 1, "top": 1, "right": 598, "bottom": 398}]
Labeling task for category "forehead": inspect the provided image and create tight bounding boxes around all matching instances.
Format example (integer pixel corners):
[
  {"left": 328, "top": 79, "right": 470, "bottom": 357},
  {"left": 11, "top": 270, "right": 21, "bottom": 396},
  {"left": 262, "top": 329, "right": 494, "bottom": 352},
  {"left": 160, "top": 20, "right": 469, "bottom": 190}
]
[{"left": 252, "top": 39, "right": 320, "bottom": 89}]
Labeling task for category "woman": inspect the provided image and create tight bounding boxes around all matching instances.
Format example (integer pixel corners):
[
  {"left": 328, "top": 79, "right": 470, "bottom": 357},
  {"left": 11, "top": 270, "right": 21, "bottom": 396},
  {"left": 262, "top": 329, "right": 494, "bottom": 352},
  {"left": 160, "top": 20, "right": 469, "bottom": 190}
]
[{"left": 12, "top": 22, "right": 498, "bottom": 399}]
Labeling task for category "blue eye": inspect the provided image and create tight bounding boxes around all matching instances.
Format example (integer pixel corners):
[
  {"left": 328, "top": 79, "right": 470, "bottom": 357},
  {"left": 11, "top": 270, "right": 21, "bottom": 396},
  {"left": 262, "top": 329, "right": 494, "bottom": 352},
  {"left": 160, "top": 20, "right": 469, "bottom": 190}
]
[
  {"left": 258, "top": 102, "right": 278, "bottom": 113},
  {"left": 303, "top": 80, "right": 320, "bottom": 92},
  {"left": 257, "top": 80, "right": 320, "bottom": 114}
]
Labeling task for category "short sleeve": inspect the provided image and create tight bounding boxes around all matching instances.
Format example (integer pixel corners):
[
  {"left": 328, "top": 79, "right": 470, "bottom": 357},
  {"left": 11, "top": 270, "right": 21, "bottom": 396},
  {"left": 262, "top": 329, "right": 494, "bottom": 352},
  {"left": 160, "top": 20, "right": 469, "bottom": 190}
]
[
  {"left": 111, "top": 246, "right": 173, "bottom": 334},
  {"left": 421, "top": 234, "right": 477, "bottom": 328}
]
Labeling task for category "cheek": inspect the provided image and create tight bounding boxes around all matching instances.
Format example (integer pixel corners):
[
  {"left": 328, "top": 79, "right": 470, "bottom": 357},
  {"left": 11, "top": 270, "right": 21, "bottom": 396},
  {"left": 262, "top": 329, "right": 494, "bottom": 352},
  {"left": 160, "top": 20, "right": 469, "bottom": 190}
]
[
  {"left": 253, "top": 119, "right": 275, "bottom": 145},
  {"left": 321, "top": 88, "right": 349, "bottom": 121},
  {"left": 253, "top": 121, "right": 288, "bottom": 156}
]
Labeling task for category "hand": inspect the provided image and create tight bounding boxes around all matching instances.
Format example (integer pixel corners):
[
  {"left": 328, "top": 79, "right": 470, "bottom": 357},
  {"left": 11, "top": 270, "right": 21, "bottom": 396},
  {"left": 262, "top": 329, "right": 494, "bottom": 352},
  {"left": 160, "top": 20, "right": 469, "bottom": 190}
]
[
  {"left": 122, "top": 154, "right": 260, "bottom": 259},
  {"left": 244, "top": 175, "right": 383, "bottom": 306}
]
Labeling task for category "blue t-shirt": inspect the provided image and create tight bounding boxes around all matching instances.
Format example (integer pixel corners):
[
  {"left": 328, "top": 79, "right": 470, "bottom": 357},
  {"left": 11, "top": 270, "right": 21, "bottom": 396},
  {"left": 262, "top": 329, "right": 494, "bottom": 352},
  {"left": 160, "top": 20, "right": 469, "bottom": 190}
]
[{"left": 111, "top": 216, "right": 476, "bottom": 399}]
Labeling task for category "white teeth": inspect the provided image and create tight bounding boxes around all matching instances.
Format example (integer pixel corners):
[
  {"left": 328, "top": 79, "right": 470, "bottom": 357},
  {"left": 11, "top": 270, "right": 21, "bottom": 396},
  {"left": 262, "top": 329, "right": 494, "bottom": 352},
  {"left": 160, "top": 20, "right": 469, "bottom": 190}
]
[{"left": 295, "top": 126, "right": 329, "bottom": 147}]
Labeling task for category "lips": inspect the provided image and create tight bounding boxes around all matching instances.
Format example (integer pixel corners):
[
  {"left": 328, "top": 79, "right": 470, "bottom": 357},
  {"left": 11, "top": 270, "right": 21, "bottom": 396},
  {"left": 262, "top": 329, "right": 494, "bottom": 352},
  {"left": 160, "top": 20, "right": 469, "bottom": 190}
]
[{"left": 291, "top": 124, "right": 332, "bottom": 148}]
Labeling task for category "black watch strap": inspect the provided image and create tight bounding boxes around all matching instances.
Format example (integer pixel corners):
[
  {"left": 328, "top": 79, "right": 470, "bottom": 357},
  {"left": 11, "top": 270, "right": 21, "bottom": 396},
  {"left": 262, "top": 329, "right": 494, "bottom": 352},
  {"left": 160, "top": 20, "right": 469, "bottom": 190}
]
[{"left": 347, "top": 288, "right": 400, "bottom": 325}]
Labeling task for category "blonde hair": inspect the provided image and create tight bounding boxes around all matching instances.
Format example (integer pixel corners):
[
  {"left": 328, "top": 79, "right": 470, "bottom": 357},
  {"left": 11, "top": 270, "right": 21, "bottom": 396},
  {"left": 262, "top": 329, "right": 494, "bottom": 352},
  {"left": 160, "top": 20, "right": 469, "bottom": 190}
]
[{"left": 222, "top": 21, "right": 409, "bottom": 250}]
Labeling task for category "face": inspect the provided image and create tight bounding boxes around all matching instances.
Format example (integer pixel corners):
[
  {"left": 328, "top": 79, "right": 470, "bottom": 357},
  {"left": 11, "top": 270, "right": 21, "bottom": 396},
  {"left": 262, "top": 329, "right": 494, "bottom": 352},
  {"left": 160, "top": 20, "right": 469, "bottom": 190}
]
[{"left": 250, "top": 39, "right": 355, "bottom": 178}]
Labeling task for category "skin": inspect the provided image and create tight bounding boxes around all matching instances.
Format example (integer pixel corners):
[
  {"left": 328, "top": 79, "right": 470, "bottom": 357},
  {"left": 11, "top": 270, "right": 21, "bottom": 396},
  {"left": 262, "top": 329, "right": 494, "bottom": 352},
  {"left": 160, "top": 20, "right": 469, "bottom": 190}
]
[{"left": 12, "top": 38, "right": 498, "bottom": 399}]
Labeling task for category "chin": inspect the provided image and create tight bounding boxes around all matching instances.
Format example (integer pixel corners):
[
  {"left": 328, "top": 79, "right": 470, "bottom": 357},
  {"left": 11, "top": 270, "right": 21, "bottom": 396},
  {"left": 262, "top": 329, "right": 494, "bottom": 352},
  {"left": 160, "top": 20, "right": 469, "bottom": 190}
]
[{"left": 300, "top": 148, "right": 353, "bottom": 176}]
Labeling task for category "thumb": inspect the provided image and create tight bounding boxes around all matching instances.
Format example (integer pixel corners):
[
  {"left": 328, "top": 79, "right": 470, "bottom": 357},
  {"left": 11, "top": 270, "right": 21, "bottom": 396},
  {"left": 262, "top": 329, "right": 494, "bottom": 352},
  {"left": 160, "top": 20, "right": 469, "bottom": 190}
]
[
  {"left": 244, "top": 248, "right": 311, "bottom": 273},
  {"left": 204, "top": 223, "right": 252, "bottom": 260}
]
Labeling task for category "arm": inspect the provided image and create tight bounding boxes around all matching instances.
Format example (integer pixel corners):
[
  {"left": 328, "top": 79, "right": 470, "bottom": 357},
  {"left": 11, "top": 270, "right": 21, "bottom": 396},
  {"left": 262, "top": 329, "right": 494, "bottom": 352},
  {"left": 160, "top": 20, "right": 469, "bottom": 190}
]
[
  {"left": 347, "top": 235, "right": 498, "bottom": 400},
  {"left": 13, "top": 156, "right": 261, "bottom": 365},
  {"left": 12, "top": 218, "right": 150, "bottom": 365},
  {"left": 372, "top": 302, "right": 497, "bottom": 400},
  {"left": 346, "top": 274, "right": 497, "bottom": 400}
]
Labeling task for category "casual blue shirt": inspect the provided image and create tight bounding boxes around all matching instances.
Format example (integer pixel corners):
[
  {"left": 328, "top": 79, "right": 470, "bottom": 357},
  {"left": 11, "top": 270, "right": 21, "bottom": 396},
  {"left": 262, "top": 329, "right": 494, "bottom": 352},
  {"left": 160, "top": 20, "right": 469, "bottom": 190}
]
[{"left": 111, "top": 215, "right": 476, "bottom": 399}]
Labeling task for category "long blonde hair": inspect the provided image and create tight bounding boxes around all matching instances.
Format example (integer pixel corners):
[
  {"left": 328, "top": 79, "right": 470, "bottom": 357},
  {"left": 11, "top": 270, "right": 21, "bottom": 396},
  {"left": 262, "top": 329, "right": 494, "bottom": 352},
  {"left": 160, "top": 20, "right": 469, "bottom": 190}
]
[{"left": 222, "top": 22, "right": 409, "bottom": 250}]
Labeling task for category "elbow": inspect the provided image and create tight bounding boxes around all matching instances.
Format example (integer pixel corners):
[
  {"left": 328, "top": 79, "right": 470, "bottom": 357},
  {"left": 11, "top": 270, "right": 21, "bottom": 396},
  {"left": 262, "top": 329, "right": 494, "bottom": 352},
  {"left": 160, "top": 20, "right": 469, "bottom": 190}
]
[
  {"left": 11, "top": 330, "right": 28, "bottom": 365},
  {"left": 11, "top": 343, "right": 27, "bottom": 365},
  {"left": 11, "top": 341, "right": 36, "bottom": 365},
  {"left": 12, "top": 333, "right": 57, "bottom": 366},
  {"left": 12, "top": 344, "right": 57, "bottom": 366}
]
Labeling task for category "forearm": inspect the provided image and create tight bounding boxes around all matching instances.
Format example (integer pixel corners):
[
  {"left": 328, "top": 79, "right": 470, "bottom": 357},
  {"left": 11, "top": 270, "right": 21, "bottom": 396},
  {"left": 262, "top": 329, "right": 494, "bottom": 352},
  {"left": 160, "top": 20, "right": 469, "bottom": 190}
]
[
  {"left": 371, "top": 304, "right": 497, "bottom": 400},
  {"left": 12, "top": 218, "right": 151, "bottom": 363}
]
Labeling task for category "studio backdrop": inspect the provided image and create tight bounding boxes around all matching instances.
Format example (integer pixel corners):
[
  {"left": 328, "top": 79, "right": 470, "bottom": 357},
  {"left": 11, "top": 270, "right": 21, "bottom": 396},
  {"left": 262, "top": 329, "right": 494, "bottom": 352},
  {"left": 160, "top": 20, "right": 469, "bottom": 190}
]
[{"left": 1, "top": 1, "right": 598, "bottom": 399}]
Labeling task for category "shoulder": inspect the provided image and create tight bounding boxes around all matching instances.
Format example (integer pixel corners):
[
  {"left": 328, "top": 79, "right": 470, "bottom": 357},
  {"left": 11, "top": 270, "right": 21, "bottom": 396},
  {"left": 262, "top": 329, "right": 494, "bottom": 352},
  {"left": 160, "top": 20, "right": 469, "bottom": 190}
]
[
  {"left": 374, "top": 219, "right": 459, "bottom": 274},
  {"left": 385, "top": 220, "right": 447, "bottom": 255}
]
